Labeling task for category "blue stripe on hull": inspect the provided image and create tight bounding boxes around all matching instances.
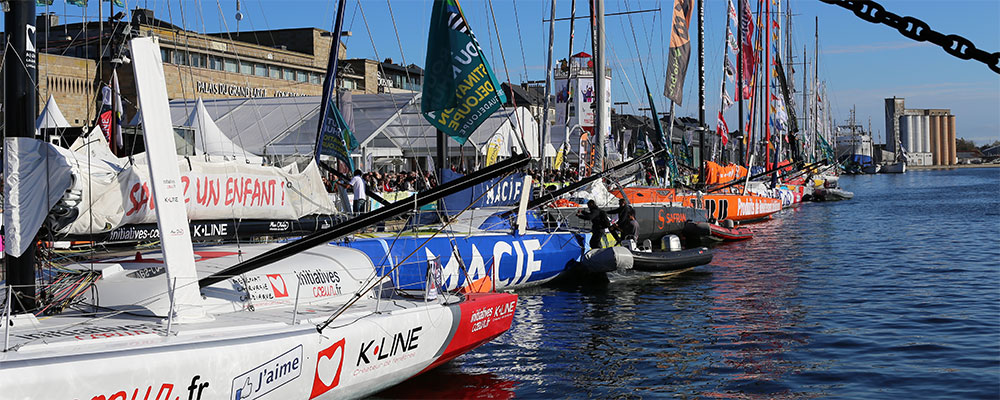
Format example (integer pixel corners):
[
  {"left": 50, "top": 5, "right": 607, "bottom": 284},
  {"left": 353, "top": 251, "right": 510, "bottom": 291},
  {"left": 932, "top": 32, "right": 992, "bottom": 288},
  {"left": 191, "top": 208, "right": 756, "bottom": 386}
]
[{"left": 338, "top": 232, "right": 584, "bottom": 291}]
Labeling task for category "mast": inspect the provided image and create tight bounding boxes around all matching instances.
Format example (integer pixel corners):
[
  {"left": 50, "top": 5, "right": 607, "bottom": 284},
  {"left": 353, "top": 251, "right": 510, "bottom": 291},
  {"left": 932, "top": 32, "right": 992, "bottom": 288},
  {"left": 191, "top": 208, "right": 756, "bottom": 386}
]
[
  {"left": 813, "top": 16, "right": 819, "bottom": 160},
  {"left": 4, "top": 0, "right": 39, "bottom": 313},
  {"left": 736, "top": 0, "right": 745, "bottom": 166},
  {"left": 541, "top": 0, "right": 557, "bottom": 181},
  {"left": 594, "top": 0, "right": 608, "bottom": 170},
  {"left": 697, "top": 0, "right": 705, "bottom": 185},
  {"left": 803, "top": 45, "right": 808, "bottom": 161}
]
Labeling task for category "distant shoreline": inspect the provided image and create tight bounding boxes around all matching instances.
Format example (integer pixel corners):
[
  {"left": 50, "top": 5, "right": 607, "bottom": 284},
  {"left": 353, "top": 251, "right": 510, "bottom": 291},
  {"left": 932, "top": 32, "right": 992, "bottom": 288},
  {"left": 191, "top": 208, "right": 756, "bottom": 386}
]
[{"left": 908, "top": 164, "right": 1000, "bottom": 170}]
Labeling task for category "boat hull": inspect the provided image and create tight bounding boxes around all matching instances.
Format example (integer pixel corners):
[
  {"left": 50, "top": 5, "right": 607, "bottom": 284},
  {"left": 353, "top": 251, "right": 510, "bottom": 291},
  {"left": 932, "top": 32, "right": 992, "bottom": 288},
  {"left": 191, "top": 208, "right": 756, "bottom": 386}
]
[
  {"left": 631, "top": 247, "right": 713, "bottom": 272},
  {"left": 613, "top": 187, "right": 782, "bottom": 223},
  {"left": 0, "top": 292, "right": 516, "bottom": 400},
  {"left": 548, "top": 204, "right": 707, "bottom": 244},
  {"left": 342, "top": 232, "right": 584, "bottom": 291}
]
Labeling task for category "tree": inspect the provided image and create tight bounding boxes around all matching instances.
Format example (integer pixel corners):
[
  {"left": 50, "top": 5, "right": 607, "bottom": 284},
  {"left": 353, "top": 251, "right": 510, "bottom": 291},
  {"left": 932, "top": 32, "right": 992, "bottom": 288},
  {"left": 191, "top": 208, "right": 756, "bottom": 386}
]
[
  {"left": 955, "top": 137, "right": 978, "bottom": 152},
  {"left": 979, "top": 140, "right": 1000, "bottom": 151}
]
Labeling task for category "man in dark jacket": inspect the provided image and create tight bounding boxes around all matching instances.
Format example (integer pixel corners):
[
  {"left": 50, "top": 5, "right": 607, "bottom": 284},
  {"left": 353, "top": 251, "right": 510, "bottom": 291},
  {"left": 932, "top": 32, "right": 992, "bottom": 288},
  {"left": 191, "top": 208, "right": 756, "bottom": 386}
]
[
  {"left": 606, "top": 198, "right": 636, "bottom": 241},
  {"left": 577, "top": 200, "right": 612, "bottom": 249}
]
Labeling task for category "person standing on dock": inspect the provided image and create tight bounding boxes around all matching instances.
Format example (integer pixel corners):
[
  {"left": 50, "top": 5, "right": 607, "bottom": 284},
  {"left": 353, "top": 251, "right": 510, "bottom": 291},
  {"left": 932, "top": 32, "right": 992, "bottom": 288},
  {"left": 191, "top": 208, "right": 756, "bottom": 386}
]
[
  {"left": 348, "top": 169, "right": 367, "bottom": 215},
  {"left": 577, "top": 200, "right": 613, "bottom": 249}
]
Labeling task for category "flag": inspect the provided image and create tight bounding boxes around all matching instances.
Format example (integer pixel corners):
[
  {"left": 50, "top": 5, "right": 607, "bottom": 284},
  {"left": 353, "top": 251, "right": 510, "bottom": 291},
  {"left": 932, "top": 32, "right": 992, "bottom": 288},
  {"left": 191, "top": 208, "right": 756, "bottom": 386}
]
[
  {"left": 36, "top": 0, "right": 54, "bottom": 5},
  {"left": 664, "top": 0, "right": 694, "bottom": 105},
  {"left": 727, "top": 30, "right": 739, "bottom": 54},
  {"left": 645, "top": 77, "right": 680, "bottom": 185},
  {"left": 717, "top": 111, "right": 730, "bottom": 146},
  {"left": 98, "top": 85, "right": 113, "bottom": 143},
  {"left": 552, "top": 143, "right": 566, "bottom": 170},
  {"left": 422, "top": 0, "right": 506, "bottom": 145},
  {"left": 739, "top": 0, "right": 756, "bottom": 82},
  {"left": 727, "top": 0, "right": 738, "bottom": 27},
  {"left": 722, "top": 90, "right": 734, "bottom": 110},
  {"left": 111, "top": 70, "right": 124, "bottom": 153},
  {"left": 725, "top": 55, "right": 736, "bottom": 79},
  {"left": 104, "top": 0, "right": 126, "bottom": 7},
  {"left": 67, "top": 0, "right": 88, "bottom": 6},
  {"left": 315, "top": 0, "right": 358, "bottom": 170}
]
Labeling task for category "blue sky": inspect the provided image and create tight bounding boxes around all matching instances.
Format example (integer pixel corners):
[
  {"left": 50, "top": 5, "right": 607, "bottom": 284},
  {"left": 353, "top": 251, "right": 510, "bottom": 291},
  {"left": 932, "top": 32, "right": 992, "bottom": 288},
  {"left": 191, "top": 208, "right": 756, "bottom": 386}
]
[{"left": 23, "top": 0, "right": 1000, "bottom": 145}]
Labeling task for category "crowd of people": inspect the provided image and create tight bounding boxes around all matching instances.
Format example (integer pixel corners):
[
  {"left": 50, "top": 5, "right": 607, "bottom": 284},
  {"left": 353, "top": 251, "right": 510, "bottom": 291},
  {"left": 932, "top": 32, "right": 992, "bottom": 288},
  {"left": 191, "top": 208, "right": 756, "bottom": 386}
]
[{"left": 324, "top": 170, "right": 439, "bottom": 195}]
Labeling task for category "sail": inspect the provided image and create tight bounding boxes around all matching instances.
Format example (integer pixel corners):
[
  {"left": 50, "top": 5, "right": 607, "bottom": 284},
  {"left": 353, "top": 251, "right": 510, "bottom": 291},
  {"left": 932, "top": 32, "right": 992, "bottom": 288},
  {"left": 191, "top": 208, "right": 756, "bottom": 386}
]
[
  {"left": 314, "top": 0, "right": 358, "bottom": 170},
  {"left": 3, "top": 138, "right": 74, "bottom": 257},
  {"left": 421, "top": 0, "right": 507, "bottom": 145},
  {"left": 663, "top": 0, "right": 694, "bottom": 105}
]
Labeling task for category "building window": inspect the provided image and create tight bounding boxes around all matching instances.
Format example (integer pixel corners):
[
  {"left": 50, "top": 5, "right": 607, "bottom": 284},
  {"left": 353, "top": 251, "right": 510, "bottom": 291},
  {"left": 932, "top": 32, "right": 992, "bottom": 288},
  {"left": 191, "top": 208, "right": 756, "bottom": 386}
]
[
  {"left": 160, "top": 48, "right": 171, "bottom": 63},
  {"left": 283, "top": 68, "right": 294, "bottom": 81},
  {"left": 254, "top": 63, "right": 267, "bottom": 77},
  {"left": 173, "top": 50, "right": 188, "bottom": 65},
  {"left": 239, "top": 61, "right": 252, "bottom": 75},
  {"left": 269, "top": 66, "right": 280, "bottom": 79},
  {"left": 207, "top": 56, "right": 219, "bottom": 70},
  {"left": 309, "top": 72, "right": 322, "bottom": 84},
  {"left": 190, "top": 53, "right": 205, "bottom": 68},
  {"left": 296, "top": 70, "right": 308, "bottom": 82},
  {"left": 224, "top": 58, "right": 238, "bottom": 73}
]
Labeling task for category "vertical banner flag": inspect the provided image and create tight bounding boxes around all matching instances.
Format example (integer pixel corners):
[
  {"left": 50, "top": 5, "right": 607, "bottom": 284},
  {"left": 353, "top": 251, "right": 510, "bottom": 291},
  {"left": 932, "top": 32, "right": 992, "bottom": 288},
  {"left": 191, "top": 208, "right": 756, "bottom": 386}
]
[
  {"left": 422, "top": 0, "right": 507, "bottom": 144},
  {"left": 111, "top": 69, "right": 124, "bottom": 153},
  {"left": 315, "top": 0, "right": 358, "bottom": 170},
  {"left": 646, "top": 77, "right": 680, "bottom": 184},
  {"left": 663, "top": 0, "right": 694, "bottom": 105},
  {"left": 740, "top": 0, "right": 756, "bottom": 91}
]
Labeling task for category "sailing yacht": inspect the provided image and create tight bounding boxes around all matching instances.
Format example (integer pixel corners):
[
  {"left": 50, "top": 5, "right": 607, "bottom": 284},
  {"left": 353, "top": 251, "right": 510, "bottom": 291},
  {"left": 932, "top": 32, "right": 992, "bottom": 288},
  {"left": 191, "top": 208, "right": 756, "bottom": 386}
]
[{"left": 1, "top": 7, "right": 517, "bottom": 396}]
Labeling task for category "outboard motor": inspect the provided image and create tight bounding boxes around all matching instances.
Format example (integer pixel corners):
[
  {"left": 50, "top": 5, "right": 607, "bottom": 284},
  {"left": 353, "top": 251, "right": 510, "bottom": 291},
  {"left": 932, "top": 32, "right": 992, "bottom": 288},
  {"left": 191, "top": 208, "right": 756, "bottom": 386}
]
[{"left": 661, "top": 234, "right": 682, "bottom": 251}]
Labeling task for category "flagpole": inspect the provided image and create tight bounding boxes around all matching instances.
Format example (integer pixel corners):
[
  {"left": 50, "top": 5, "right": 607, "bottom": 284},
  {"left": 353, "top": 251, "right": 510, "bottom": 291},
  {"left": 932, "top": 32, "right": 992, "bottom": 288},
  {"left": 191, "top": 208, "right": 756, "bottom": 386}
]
[
  {"left": 666, "top": 102, "right": 676, "bottom": 185},
  {"left": 594, "top": 0, "right": 608, "bottom": 172},
  {"left": 737, "top": 0, "right": 746, "bottom": 167},
  {"left": 697, "top": 0, "right": 706, "bottom": 187},
  {"left": 540, "top": 0, "right": 557, "bottom": 191}
]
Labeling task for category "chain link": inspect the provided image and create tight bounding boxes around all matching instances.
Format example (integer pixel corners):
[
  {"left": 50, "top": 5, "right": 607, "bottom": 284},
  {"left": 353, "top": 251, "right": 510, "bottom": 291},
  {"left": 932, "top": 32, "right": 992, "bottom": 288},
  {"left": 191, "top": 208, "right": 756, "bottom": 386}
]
[{"left": 819, "top": 0, "right": 1000, "bottom": 74}]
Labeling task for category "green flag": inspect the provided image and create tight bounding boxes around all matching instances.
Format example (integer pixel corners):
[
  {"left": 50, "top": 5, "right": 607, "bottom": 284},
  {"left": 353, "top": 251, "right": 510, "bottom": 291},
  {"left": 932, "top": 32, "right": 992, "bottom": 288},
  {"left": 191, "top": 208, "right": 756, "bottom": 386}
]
[
  {"left": 36, "top": 0, "right": 54, "bottom": 6},
  {"left": 67, "top": 0, "right": 88, "bottom": 7},
  {"left": 421, "top": 0, "right": 507, "bottom": 145},
  {"left": 104, "top": 0, "right": 126, "bottom": 7},
  {"left": 645, "top": 77, "right": 680, "bottom": 186}
]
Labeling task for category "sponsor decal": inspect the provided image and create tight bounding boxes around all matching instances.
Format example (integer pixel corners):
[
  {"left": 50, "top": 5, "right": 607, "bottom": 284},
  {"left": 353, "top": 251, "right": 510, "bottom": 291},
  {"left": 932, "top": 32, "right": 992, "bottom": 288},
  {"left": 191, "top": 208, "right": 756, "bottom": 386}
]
[
  {"left": 231, "top": 346, "right": 302, "bottom": 400},
  {"left": 89, "top": 375, "right": 209, "bottom": 400},
  {"left": 267, "top": 274, "right": 289, "bottom": 298},
  {"left": 737, "top": 197, "right": 781, "bottom": 216},
  {"left": 14, "top": 323, "right": 165, "bottom": 341},
  {"left": 353, "top": 327, "right": 422, "bottom": 377},
  {"left": 469, "top": 299, "right": 517, "bottom": 333},
  {"left": 268, "top": 221, "right": 291, "bottom": 232},
  {"left": 126, "top": 267, "right": 166, "bottom": 279},
  {"left": 310, "top": 338, "right": 346, "bottom": 399},
  {"left": 423, "top": 239, "right": 543, "bottom": 290},
  {"left": 234, "top": 269, "right": 343, "bottom": 303}
]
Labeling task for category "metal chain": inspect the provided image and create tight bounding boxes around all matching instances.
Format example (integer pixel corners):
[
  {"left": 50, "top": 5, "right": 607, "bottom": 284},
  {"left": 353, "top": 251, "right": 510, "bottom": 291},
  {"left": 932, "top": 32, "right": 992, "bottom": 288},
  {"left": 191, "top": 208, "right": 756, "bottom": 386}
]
[{"left": 819, "top": 0, "right": 1000, "bottom": 74}]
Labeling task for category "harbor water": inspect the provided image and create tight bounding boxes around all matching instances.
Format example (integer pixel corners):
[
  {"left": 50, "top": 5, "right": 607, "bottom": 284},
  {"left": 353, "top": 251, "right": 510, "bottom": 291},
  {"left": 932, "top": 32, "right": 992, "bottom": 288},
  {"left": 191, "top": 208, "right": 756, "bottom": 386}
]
[{"left": 377, "top": 167, "right": 1000, "bottom": 399}]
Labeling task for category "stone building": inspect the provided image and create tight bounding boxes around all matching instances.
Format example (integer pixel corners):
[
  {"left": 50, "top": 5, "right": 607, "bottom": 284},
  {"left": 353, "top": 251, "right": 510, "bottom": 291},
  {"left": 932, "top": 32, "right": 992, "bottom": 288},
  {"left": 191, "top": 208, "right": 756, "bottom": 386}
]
[
  {"left": 885, "top": 97, "right": 956, "bottom": 166},
  {"left": 5, "top": 8, "right": 421, "bottom": 129}
]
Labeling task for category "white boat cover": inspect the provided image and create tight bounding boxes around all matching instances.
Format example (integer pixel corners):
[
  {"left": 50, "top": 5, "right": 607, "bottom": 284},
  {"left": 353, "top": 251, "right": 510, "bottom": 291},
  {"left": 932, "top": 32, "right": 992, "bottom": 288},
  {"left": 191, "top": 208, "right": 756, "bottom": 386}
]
[
  {"left": 35, "top": 95, "right": 72, "bottom": 130},
  {"left": 4, "top": 137, "right": 76, "bottom": 257},
  {"left": 8, "top": 128, "right": 337, "bottom": 238}
]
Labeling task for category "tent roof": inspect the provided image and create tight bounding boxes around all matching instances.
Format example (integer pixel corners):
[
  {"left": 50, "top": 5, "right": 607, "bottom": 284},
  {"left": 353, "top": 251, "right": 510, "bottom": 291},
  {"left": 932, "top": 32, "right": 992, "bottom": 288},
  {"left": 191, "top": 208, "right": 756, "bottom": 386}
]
[
  {"left": 36, "top": 95, "right": 72, "bottom": 130},
  {"left": 169, "top": 93, "right": 545, "bottom": 158}
]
